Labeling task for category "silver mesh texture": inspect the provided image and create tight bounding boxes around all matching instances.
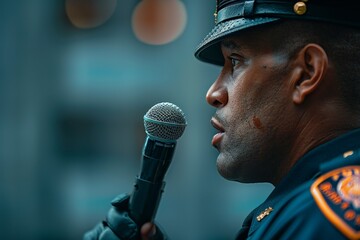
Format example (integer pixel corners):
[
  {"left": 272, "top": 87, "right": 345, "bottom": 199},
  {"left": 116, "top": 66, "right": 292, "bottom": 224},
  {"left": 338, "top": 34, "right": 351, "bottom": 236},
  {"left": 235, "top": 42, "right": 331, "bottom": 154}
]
[{"left": 144, "top": 102, "right": 187, "bottom": 142}]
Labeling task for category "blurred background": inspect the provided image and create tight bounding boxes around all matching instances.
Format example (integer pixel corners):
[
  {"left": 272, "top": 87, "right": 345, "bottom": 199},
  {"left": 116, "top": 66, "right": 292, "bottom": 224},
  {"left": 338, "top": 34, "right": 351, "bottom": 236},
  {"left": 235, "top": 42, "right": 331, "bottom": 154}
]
[{"left": 0, "top": 1, "right": 273, "bottom": 239}]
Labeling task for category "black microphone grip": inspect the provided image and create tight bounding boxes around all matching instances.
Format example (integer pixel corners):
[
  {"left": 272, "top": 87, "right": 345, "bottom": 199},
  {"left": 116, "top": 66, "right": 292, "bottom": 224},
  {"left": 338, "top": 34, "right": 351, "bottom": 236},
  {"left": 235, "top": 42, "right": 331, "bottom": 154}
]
[{"left": 129, "top": 137, "right": 176, "bottom": 226}]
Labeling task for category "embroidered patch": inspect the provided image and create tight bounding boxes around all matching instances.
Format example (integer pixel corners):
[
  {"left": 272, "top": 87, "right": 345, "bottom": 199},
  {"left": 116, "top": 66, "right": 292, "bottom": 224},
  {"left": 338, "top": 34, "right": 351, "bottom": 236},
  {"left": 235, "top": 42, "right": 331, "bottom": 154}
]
[{"left": 311, "top": 166, "right": 360, "bottom": 239}]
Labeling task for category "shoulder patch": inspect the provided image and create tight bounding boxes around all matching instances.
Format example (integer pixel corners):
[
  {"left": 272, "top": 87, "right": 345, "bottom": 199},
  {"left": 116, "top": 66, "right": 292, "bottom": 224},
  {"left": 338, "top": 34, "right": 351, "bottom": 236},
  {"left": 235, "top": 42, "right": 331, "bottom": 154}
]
[{"left": 311, "top": 166, "right": 360, "bottom": 239}]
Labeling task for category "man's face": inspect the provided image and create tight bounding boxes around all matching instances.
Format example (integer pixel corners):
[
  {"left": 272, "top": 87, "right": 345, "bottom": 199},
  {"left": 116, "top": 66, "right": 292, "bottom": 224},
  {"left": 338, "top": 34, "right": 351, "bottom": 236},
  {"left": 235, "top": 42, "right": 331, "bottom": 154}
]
[{"left": 206, "top": 31, "right": 296, "bottom": 184}]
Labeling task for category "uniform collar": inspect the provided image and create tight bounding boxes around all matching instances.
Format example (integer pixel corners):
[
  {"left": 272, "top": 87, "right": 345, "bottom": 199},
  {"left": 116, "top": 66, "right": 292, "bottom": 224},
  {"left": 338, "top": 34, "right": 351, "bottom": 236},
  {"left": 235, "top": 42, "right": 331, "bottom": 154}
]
[
  {"left": 248, "top": 128, "right": 360, "bottom": 235},
  {"left": 270, "top": 128, "right": 360, "bottom": 199}
]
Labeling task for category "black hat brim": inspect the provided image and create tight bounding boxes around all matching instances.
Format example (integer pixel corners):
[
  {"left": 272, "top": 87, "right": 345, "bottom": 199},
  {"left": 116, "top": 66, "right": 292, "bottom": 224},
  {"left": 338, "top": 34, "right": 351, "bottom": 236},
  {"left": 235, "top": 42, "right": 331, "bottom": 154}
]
[{"left": 195, "top": 17, "right": 280, "bottom": 66}]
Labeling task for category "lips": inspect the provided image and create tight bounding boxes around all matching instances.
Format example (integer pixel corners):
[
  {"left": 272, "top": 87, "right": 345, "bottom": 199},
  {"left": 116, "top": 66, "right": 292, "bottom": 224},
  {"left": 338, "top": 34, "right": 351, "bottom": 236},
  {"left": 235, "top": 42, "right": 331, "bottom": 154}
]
[{"left": 210, "top": 117, "right": 225, "bottom": 148}]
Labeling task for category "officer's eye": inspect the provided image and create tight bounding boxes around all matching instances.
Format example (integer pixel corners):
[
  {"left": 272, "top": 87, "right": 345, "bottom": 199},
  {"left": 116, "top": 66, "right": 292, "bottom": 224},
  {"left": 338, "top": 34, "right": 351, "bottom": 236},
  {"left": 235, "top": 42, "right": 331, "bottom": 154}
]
[
  {"left": 227, "top": 54, "right": 246, "bottom": 71},
  {"left": 231, "top": 58, "right": 240, "bottom": 67}
]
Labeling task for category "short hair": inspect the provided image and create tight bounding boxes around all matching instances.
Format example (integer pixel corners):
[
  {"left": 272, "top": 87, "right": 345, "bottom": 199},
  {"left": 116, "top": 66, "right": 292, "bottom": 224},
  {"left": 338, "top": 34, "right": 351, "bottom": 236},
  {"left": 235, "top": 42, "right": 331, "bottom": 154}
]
[{"left": 264, "top": 20, "right": 360, "bottom": 111}]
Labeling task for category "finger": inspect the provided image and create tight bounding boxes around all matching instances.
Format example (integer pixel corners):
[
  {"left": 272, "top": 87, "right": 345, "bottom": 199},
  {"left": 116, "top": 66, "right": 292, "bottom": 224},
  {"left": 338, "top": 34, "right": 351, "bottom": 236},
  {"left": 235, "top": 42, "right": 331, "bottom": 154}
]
[
  {"left": 106, "top": 208, "right": 138, "bottom": 240},
  {"left": 111, "top": 193, "right": 130, "bottom": 209},
  {"left": 141, "top": 222, "right": 156, "bottom": 239},
  {"left": 99, "top": 227, "right": 122, "bottom": 240},
  {"left": 83, "top": 222, "right": 106, "bottom": 240},
  {"left": 141, "top": 223, "right": 164, "bottom": 240}
]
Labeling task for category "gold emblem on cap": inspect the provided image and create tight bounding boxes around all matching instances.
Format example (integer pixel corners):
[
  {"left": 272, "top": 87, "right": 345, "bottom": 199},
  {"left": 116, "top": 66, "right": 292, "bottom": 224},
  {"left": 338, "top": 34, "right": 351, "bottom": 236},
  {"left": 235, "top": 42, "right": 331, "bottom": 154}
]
[
  {"left": 256, "top": 207, "right": 273, "bottom": 222},
  {"left": 294, "top": 1, "right": 307, "bottom": 15}
]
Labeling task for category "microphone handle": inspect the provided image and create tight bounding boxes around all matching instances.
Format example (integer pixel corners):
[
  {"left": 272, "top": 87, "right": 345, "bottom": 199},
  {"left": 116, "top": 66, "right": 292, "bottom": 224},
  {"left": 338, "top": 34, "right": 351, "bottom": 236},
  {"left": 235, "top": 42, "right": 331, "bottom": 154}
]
[
  {"left": 129, "top": 137, "right": 176, "bottom": 226},
  {"left": 129, "top": 178, "right": 165, "bottom": 226}
]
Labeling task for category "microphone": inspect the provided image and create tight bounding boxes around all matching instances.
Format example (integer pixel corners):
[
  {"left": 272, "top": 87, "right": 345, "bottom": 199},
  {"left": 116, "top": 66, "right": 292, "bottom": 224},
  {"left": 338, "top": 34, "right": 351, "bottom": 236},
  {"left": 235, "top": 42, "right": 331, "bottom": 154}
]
[{"left": 129, "top": 102, "right": 187, "bottom": 226}]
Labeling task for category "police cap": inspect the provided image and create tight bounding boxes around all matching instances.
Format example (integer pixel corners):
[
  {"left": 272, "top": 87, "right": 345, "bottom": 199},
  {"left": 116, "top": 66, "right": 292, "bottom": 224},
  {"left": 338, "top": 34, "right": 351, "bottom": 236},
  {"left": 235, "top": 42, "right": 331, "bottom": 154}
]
[{"left": 195, "top": 0, "right": 360, "bottom": 65}]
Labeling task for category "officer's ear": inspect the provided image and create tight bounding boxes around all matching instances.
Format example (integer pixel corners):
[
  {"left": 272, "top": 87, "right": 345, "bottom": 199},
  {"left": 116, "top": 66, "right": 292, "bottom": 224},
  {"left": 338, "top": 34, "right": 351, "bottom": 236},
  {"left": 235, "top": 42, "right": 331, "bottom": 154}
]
[{"left": 291, "top": 43, "right": 328, "bottom": 104}]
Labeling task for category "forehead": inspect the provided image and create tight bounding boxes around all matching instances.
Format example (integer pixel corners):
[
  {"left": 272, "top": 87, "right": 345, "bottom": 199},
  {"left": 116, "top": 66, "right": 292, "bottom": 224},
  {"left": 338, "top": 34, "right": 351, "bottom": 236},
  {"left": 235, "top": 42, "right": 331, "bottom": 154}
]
[
  {"left": 220, "top": 35, "right": 268, "bottom": 53},
  {"left": 220, "top": 38, "right": 263, "bottom": 60}
]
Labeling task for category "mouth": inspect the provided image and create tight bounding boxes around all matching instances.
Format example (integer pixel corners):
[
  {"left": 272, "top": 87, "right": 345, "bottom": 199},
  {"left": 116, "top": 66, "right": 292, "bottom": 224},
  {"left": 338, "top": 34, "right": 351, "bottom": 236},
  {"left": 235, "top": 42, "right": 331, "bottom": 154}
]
[{"left": 210, "top": 117, "right": 225, "bottom": 148}]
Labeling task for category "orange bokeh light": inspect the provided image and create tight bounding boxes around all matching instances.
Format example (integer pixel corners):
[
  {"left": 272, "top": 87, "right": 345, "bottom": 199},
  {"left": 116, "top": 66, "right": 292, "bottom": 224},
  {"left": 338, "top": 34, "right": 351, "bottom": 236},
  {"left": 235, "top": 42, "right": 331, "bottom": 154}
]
[
  {"left": 132, "top": 0, "right": 187, "bottom": 45},
  {"left": 66, "top": 0, "right": 117, "bottom": 29}
]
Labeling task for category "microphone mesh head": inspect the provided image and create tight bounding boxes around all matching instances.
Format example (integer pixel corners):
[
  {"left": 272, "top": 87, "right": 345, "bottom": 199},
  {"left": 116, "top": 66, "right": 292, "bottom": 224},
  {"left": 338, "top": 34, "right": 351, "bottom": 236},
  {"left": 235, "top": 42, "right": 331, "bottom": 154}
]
[{"left": 144, "top": 102, "right": 187, "bottom": 142}]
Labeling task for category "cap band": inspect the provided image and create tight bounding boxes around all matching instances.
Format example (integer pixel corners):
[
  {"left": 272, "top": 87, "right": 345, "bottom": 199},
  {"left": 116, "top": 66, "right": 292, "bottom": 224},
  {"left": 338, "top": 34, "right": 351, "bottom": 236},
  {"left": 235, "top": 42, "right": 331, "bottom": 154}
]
[{"left": 217, "top": 0, "right": 360, "bottom": 27}]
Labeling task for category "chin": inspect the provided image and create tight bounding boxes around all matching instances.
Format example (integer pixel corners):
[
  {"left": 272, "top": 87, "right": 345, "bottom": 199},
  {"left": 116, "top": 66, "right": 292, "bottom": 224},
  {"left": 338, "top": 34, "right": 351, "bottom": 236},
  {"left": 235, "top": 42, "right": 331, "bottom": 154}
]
[
  {"left": 216, "top": 154, "right": 240, "bottom": 181},
  {"left": 216, "top": 154, "right": 261, "bottom": 183}
]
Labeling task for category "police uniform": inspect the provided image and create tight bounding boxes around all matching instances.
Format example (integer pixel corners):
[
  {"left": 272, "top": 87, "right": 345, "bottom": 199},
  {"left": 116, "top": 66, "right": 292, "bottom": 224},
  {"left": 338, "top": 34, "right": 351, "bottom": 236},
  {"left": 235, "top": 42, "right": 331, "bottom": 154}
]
[
  {"left": 235, "top": 128, "right": 360, "bottom": 239},
  {"left": 194, "top": 0, "right": 360, "bottom": 239}
]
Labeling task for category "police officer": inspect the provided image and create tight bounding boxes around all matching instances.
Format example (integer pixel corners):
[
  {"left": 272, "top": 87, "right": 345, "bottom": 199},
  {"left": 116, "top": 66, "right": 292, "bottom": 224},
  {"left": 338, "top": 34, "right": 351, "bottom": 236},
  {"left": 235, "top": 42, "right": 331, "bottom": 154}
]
[{"left": 84, "top": 0, "right": 360, "bottom": 239}]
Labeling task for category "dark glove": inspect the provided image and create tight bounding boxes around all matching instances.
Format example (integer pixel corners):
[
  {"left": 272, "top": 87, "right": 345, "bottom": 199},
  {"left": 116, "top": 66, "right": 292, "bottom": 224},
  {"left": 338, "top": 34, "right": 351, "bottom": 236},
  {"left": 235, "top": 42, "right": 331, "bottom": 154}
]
[{"left": 83, "top": 193, "right": 167, "bottom": 240}]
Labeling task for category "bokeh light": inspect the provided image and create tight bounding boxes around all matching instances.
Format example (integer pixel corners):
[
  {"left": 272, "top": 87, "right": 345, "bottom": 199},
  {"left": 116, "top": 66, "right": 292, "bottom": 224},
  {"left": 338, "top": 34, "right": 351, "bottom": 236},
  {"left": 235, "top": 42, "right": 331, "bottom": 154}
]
[
  {"left": 65, "top": 0, "right": 117, "bottom": 29},
  {"left": 132, "top": 0, "right": 187, "bottom": 45}
]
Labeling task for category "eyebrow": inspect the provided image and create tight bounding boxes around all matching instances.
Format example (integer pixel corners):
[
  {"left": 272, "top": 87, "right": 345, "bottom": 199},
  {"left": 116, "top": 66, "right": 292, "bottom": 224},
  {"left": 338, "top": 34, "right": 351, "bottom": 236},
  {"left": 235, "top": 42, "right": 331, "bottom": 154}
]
[{"left": 221, "top": 39, "right": 242, "bottom": 50}]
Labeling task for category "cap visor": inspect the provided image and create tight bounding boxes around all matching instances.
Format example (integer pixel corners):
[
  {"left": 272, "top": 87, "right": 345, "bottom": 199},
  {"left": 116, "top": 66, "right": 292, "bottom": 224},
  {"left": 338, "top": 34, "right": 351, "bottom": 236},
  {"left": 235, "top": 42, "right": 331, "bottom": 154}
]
[{"left": 195, "top": 17, "right": 280, "bottom": 65}]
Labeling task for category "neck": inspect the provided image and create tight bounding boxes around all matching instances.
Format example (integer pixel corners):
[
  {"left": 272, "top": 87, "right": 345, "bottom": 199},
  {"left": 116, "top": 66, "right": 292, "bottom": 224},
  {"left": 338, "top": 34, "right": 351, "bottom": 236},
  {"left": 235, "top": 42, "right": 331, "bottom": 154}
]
[{"left": 272, "top": 107, "right": 360, "bottom": 185}]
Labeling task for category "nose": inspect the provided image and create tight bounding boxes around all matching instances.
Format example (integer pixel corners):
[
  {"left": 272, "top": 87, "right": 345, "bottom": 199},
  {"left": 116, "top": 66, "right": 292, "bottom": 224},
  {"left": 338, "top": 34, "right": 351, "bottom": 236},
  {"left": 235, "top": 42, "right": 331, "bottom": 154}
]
[{"left": 206, "top": 74, "right": 228, "bottom": 108}]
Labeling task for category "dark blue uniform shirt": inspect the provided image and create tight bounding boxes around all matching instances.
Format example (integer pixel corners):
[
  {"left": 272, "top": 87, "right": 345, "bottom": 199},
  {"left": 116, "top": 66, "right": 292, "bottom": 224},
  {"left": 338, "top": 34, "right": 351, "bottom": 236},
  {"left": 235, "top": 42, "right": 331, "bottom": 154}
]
[{"left": 236, "top": 128, "right": 360, "bottom": 239}]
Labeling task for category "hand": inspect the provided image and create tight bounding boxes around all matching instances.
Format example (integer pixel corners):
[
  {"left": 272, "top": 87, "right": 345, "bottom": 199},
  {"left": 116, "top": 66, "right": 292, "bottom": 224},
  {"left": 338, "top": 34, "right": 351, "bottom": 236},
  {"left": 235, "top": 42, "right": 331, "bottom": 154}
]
[
  {"left": 140, "top": 222, "right": 165, "bottom": 240},
  {"left": 83, "top": 193, "right": 167, "bottom": 240}
]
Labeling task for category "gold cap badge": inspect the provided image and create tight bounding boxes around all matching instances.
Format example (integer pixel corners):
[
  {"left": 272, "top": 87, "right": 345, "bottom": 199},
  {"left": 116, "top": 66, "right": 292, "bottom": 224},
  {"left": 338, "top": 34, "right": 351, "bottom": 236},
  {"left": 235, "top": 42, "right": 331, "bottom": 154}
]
[{"left": 294, "top": 1, "right": 307, "bottom": 15}]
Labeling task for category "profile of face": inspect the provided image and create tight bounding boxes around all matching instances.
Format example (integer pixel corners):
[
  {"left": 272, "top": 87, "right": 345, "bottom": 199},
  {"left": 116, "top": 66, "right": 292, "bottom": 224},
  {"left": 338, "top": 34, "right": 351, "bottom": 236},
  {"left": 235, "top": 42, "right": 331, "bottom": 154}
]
[{"left": 206, "top": 27, "right": 299, "bottom": 184}]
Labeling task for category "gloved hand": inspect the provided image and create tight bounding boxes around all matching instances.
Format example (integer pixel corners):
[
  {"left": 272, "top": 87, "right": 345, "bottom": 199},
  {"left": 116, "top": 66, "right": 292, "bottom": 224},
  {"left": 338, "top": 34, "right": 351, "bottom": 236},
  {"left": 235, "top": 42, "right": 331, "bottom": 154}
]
[{"left": 83, "top": 193, "right": 167, "bottom": 240}]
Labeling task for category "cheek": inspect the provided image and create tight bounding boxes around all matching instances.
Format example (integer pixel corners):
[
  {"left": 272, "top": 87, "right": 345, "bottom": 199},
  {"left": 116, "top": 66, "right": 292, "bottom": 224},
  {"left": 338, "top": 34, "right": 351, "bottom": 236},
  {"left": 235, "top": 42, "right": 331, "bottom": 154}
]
[{"left": 227, "top": 66, "right": 287, "bottom": 129}]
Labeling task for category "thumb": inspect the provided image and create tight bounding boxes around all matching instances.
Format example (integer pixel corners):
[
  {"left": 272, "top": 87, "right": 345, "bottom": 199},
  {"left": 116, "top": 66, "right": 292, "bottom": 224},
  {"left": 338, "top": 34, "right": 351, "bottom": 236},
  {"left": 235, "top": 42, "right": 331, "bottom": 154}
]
[{"left": 140, "top": 223, "right": 159, "bottom": 240}]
